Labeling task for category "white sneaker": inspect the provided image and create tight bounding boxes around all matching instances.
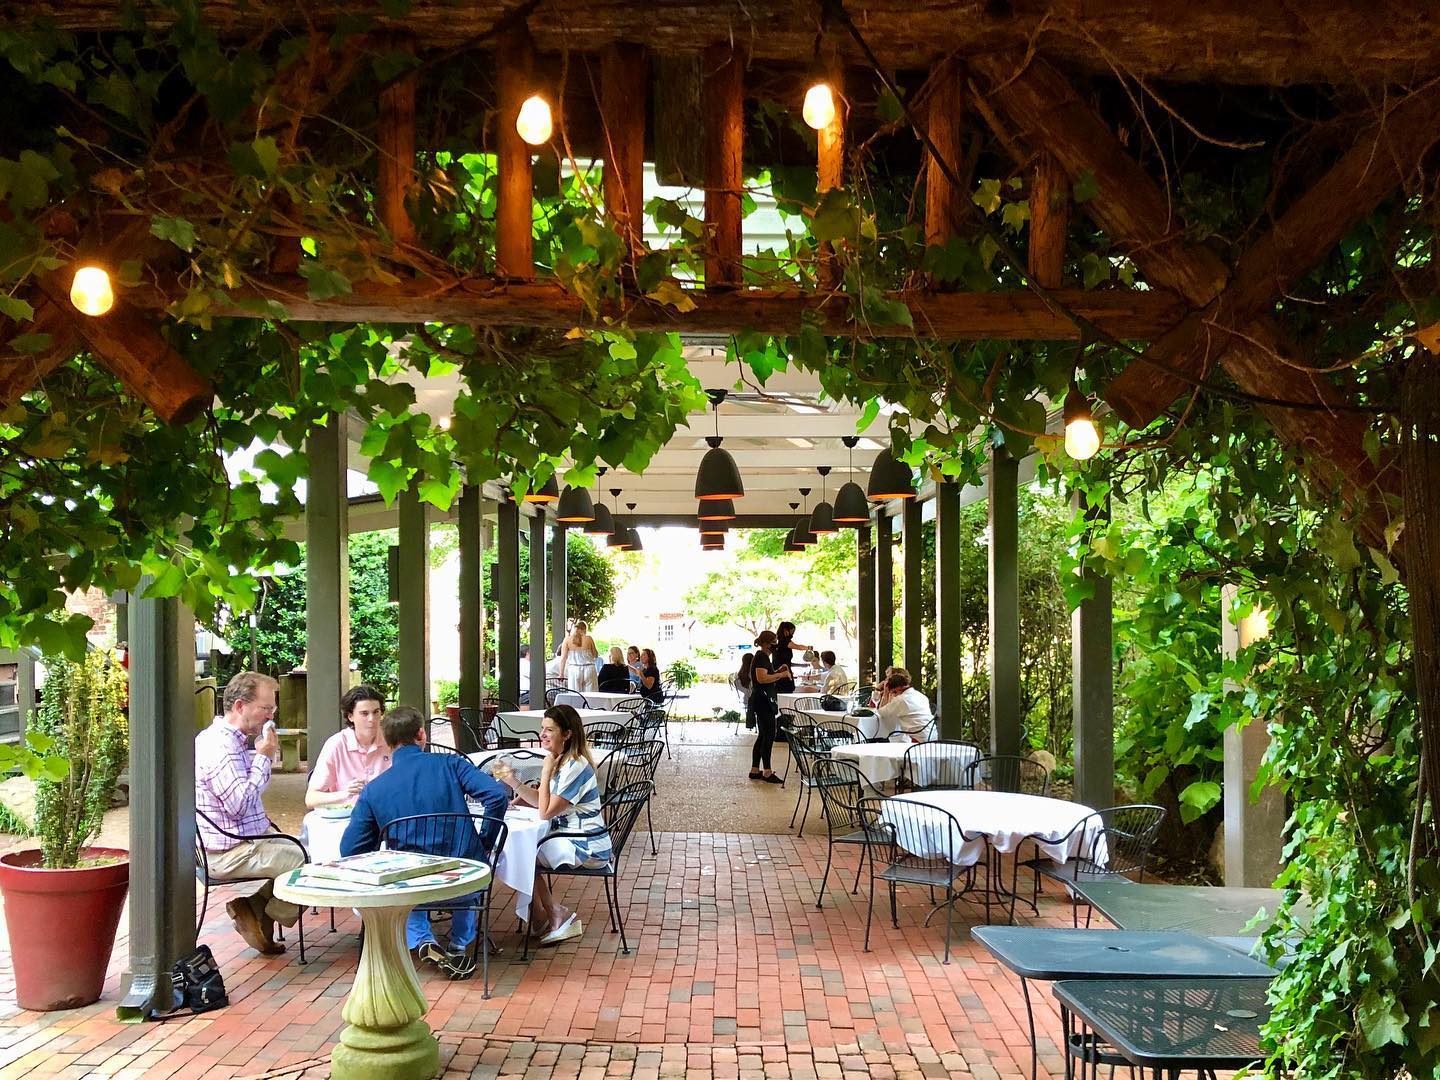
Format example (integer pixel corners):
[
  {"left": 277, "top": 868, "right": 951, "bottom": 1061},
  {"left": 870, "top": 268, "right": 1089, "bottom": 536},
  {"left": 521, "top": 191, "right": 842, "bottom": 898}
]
[{"left": 539, "top": 914, "right": 583, "bottom": 945}]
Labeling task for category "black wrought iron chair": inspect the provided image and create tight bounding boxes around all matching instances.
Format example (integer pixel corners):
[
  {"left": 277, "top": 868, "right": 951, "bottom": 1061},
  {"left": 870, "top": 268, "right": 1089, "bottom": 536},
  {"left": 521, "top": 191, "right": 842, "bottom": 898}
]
[
  {"left": 378, "top": 812, "right": 508, "bottom": 997},
  {"left": 855, "top": 795, "right": 978, "bottom": 963},
  {"left": 791, "top": 695, "right": 824, "bottom": 712},
  {"left": 424, "top": 740, "right": 470, "bottom": 759},
  {"left": 615, "top": 696, "right": 648, "bottom": 716},
  {"left": 810, "top": 756, "right": 888, "bottom": 909},
  {"left": 476, "top": 748, "right": 547, "bottom": 785},
  {"left": 547, "top": 686, "right": 590, "bottom": 708},
  {"left": 634, "top": 705, "right": 668, "bottom": 756},
  {"left": 1023, "top": 803, "right": 1167, "bottom": 926},
  {"left": 900, "top": 739, "right": 983, "bottom": 791},
  {"left": 604, "top": 739, "right": 664, "bottom": 855},
  {"left": 965, "top": 754, "right": 1051, "bottom": 797},
  {"left": 194, "top": 808, "right": 310, "bottom": 962},
  {"left": 586, "top": 720, "right": 635, "bottom": 751},
  {"left": 851, "top": 684, "right": 876, "bottom": 710},
  {"left": 775, "top": 706, "right": 810, "bottom": 781},
  {"left": 790, "top": 720, "right": 862, "bottom": 832},
  {"left": 522, "top": 779, "right": 653, "bottom": 957}
]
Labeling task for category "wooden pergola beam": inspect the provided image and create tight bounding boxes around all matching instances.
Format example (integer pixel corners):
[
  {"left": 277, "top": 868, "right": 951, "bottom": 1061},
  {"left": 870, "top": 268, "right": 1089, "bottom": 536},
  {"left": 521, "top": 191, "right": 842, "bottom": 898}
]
[
  {"left": 816, "top": 55, "right": 845, "bottom": 291},
  {"left": 600, "top": 43, "right": 649, "bottom": 268},
  {"left": 702, "top": 43, "right": 745, "bottom": 289},
  {"left": 923, "top": 59, "right": 965, "bottom": 262},
  {"left": 1028, "top": 152, "right": 1069, "bottom": 291},
  {"left": 970, "top": 52, "right": 1397, "bottom": 554},
  {"left": 1106, "top": 79, "right": 1440, "bottom": 424},
  {"left": 125, "top": 277, "right": 1184, "bottom": 339},
  {"left": 494, "top": 26, "right": 535, "bottom": 281},
  {"left": 376, "top": 36, "right": 418, "bottom": 249},
  {"left": 0, "top": 296, "right": 81, "bottom": 406}
]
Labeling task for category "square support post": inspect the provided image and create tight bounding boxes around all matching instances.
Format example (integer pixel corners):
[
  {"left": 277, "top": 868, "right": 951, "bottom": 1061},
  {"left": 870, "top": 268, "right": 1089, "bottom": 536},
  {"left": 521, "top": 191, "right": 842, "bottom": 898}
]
[
  {"left": 528, "top": 513, "right": 548, "bottom": 699},
  {"left": 1071, "top": 489, "right": 1114, "bottom": 808},
  {"left": 902, "top": 497, "right": 925, "bottom": 678},
  {"left": 497, "top": 499, "right": 521, "bottom": 708},
  {"left": 397, "top": 487, "right": 430, "bottom": 711},
  {"left": 875, "top": 511, "right": 895, "bottom": 672},
  {"left": 989, "top": 445, "right": 1022, "bottom": 757},
  {"left": 119, "top": 590, "right": 195, "bottom": 1019},
  {"left": 935, "top": 480, "right": 964, "bottom": 738},
  {"left": 550, "top": 524, "right": 568, "bottom": 654},
  {"left": 457, "top": 485, "right": 484, "bottom": 714},
  {"left": 305, "top": 413, "right": 349, "bottom": 754},
  {"left": 857, "top": 524, "right": 876, "bottom": 686},
  {"left": 1222, "top": 585, "right": 1286, "bottom": 886}
]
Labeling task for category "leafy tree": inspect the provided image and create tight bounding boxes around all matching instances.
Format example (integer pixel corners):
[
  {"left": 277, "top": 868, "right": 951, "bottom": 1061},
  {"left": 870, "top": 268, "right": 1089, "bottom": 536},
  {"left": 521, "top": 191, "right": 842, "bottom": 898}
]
[
  {"left": 481, "top": 530, "right": 617, "bottom": 653},
  {"left": 685, "top": 529, "right": 855, "bottom": 639}
]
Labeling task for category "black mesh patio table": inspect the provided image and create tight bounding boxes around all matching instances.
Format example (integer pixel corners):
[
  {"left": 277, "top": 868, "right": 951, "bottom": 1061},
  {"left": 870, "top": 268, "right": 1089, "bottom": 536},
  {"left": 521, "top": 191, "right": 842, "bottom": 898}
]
[
  {"left": 1052, "top": 978, "right": 1272, "bottom": 1078},
  {"left": 1069, "top": 881, "right": 1289, "bottom": 936},
  {"left": 971, "top": 927, "right": 1273, "bottom": 1079}
]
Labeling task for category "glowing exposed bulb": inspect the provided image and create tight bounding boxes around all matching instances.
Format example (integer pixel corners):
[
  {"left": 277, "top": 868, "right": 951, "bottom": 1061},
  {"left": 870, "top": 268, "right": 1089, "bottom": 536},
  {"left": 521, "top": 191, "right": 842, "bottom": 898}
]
[
  {"left": 69, "top": 265, "right": 114, "bottom": 316},
  {"left": 1238, "top": 607, "right": 1272, "bottom": 648},
  {"left": 1064, "top": 417, "right": 1100, "bottom": 461},
  {"left": 515, "top": 95, "right": 553, "bottom": 146},
  {"left": 802, "top": 82, "right": 836, "bottom": 130},
  {"left": 437, "top": 414, "right": 452, "bottom": 431}
]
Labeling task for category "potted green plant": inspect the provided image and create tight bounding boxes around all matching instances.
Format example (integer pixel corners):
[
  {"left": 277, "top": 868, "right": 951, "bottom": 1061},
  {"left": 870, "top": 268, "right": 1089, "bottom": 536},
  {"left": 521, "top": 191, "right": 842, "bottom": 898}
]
[
  {"left": 665, "top": 657, "right": 698, "bottom": 690},
  {"left": 0, "top": 649, "right": 130, "bottom": 1011}
]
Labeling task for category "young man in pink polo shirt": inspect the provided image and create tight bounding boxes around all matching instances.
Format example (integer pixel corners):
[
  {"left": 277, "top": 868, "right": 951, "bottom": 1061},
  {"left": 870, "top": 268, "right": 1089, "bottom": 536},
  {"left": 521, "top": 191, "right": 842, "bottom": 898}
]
[{"left": 305, "top": 685, "right": 393, "bottom": 808}]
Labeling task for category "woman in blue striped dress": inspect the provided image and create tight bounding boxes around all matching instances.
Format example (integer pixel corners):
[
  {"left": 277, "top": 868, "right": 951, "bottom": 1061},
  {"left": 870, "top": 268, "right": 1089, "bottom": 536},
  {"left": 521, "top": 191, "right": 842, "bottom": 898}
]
[{"left": 495, "top": 704, "right": 612, "bottom": 946}]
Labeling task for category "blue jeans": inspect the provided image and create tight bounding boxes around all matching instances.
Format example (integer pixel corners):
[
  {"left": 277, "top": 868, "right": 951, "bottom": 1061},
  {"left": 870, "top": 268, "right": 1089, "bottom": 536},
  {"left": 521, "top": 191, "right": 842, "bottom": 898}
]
[{"left": 406, "top": 904, "right": 478, "bottom": 950}]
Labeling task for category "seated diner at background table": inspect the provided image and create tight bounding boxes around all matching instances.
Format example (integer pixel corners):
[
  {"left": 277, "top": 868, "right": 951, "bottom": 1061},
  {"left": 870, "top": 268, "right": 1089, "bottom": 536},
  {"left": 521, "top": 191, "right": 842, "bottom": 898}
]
[
  {"left": 305, "top": 684, "right": 392, "bottom": 809},
  {"left": 638, "top": 647, "right": 664, "bottom": 702},
  {"left": 626, "top": 645, "right": 644, "bottom": 690},
  {"left": 873, "top": 668, "right": 934, "bottom": 740},
  {"left": 819, "top": 651, "right": 848, "bottom": 694},
  {"left": 339, "top": 704, "right": 510, "bottom": 979},
  {"left": 597, "top": 647, "right": 631, "bottom": 692},
  {"left": 491, "top": 704, "right": 613, "bottom": 945}
]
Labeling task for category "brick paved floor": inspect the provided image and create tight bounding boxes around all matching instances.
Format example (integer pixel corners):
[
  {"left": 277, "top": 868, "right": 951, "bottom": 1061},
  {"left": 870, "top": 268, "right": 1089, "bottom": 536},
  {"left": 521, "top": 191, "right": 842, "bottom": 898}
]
[{"left": 0, "top": 830, "right": 1082, "bottom": 1079}]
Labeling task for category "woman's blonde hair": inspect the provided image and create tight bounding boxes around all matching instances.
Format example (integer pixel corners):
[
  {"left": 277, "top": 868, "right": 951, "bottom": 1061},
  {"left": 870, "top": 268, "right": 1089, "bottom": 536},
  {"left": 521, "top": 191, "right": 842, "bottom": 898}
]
[
  {"left": 608, "top": 646, "right": 624, "bottom": 664},
  {"left": 569, "top": 620, "right": 589, "bottom": 645}
]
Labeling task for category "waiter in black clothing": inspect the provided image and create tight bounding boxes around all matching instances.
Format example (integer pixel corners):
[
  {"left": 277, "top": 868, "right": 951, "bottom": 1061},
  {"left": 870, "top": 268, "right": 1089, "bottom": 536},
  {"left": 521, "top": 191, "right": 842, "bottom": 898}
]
[{"left": 772, "top": 621, "right": 814, "bottom": 695}]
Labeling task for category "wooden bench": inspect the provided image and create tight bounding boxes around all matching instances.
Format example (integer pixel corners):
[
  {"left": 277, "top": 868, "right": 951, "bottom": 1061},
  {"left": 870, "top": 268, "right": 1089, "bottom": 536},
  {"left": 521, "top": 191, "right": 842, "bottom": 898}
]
[{"left": 275, "top": 728, "right": 307, "bottom": 772}]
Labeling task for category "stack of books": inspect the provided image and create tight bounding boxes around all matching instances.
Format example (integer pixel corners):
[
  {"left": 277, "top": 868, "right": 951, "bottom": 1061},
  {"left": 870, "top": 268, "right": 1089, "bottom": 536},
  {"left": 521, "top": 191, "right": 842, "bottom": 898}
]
[{"left": 294, "top": 850, "right": 478, "bottom": 892}]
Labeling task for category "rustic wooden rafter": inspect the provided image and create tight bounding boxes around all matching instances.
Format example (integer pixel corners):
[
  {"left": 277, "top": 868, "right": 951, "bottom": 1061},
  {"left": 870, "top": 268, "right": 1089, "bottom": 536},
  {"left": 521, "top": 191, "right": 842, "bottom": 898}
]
[
  {"left": 0, "top": 297, "right": 80, "bottom": 407},
  {"left": 702, "top": 43, "right": 745, "bottom": 289},
  {"left": 494, "top": 26, "right": 536, "bottom": 281},
  {"left": 1027, "top": 153, "right": 1069, "bottom": 292},
  {"left": 599, "top": 43, "right": 649, "bottom": 268},
  {"left": 376, "top": 36, "right": 419, "bottom": 249}
]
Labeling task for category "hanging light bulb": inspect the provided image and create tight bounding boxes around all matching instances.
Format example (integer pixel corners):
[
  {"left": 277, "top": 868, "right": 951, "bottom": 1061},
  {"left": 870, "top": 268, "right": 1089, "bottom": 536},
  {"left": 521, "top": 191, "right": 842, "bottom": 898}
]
[
  {"left": 1238, "top": 606, "right": 1272, "bottom": 648},
  {"left": 516, "top": 94, "right": 553, "bottom": 145},
  {"left": 802, "top": 82, "right": 836, "bottom": 131},
  {"left": 69, "top": 265, "right": 114, "bottom": 317},
  {"left": 436, "top": 414, "right": 453, "bottom": 431},
  {"left": 833, "top": 435, "right": 870, "bottom": 524},
  {"left": 1063, "top": 379, "right": 1101, "bottom": 461}
]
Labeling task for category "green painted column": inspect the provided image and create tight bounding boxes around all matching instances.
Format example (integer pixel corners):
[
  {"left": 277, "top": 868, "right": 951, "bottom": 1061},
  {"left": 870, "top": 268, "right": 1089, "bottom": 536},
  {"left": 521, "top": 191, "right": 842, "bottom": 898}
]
[
  {"left": 1071, "top": 488, "right": 1114, "bottom": 808},
  {"left": 497, "top": 499, "right": 521, "bottom": 708},
  {"left": 306, "top": 413, "right": 349, "bottom": 755},
  {"left": 856, "top": 523, "right": 876, "bottom": 686},
  {"left": 550, "top": 524, "right": 568, "bottom": 654},
  {"left": 901, "top": 497, "right": 924, "bottom": 679},
  {"left": 934, "top": 480, "right": 964, "bottom": 738},
  {"left": 397, "top": 487, "right": 430, "bottom": 712},
  {"left": 989, "top": 445, "right": 1022, "bottom": 758},
  {"left": 457, "top": 486, "right": 484, "bottom": 715},
  {"left": 875, "top": 511, "right": 895, "bottom": 672},
  {"left": 118, "top": 588, "right": 195, "bottom": 1019},
  {"left": 528, "top": 513, "right": 548, "bottom": 700}
]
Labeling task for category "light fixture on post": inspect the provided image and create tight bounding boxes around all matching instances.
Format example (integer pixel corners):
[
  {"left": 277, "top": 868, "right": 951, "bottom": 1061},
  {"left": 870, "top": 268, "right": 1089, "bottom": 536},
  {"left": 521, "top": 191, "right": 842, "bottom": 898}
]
[
  {"left": 783, "top": 503, "right": 805, "bottom": 552},
  {"left": 624, "top": 503, "right": 644, "bottom": 552},
  {"left": 584, "top": 469, "right": 615, "bottom": 536},
  {"left": 555, "top": 484, "right": 595, "bottom": 523},
  {"left": 605, "top": 489, "right": 631, "bottom": 549},
  {"left": 695, "top": 389, "right": 745, "bottom": 500},
  {"left": 523, "top": 474, "right": 559, "bottom": 503},
  {"left": 793, "top": 488, "right": 817, "bottom": 546},
  {"left": 802, "top": 81, "right": 837, "bottom": 131},
  {"left": 515, "top": 93, "right": 553, "bottom": 145},
  {"left": 1063, "top": 377, "right": 1101, "bottom": 461},
  {"left": 69, "top": 264, "right": 114, "bottom": 317},
  {"left": 697, "top": 498, "right": 736, "bottom": 522},
  {"left": 833, "top": 435, "right": 870, "bottom": 524},
  {"left": 866, "top": 446, "right": 915, "bottom": 501},
  {"left": 810, "top": 466, "right": 837, "bottom": 534}
]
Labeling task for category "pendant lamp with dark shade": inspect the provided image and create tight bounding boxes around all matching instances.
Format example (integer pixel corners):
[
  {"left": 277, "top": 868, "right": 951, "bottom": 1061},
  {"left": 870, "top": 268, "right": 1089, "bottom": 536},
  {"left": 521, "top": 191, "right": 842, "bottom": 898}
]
[
  {"left": 809, "top": 465, "right": 837, "bottom": 533},
  {"left": 555, "top": 485, "right": 595, "bottom": 523},
  {"left": 833, "top": 435, "right": 870, "bottom": 524},
  {"left": 697, "top": 498, "right": 736, "bottom": 522},
  {"left": 584, "top": 469, "right": 615, "bottom": 535},
  {"left": 624, "top": 504, "right": 644, "bottom": 552},
  {"left": 783, "top": 505, "right": 805, "bottom": 552},
  {"left": 867, "top": 446, "right": 916, "bottom": 500},
  {"left": 605, "top": 489, "right": 631, "bottom": 548},
  {"left": 793, "top": 489, "right": 817, "bottom": 546},
  {"left": 695, "top": 389, "right": 745, "bottom": 500},
  {"left": 699, "top": 518, "right": 728, "bottom": 536},
  {"left": 523, "top": 474, "right": 559, "bottom": 503},
  {"left": 701, "top": 534, "right": 724, "bottom": 551}
]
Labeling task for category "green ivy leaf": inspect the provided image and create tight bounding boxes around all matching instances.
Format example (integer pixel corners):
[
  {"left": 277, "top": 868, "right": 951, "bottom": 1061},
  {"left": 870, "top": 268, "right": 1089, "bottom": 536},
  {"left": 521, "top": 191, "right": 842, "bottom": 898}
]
[
  {"left": 299, "top": 261, "right": 352, "bottom": 301},
  {"left": 1072, "top": 169, "right": 1099, "bottom": 203},
  {"left": 0, "top": 293, "right": 33, "bottom": 321},
  {"left": 150, "top": 214, "right": 196, "bottom": 252}
]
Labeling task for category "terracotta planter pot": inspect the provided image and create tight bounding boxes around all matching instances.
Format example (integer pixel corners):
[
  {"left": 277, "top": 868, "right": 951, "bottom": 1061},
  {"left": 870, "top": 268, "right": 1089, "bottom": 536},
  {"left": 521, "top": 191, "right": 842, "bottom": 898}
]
[
  {"left": 444, "top": 704, "right": 460, "bottom": 723},
  {"left": 0, "top": 848, "right": 129, "bottom": 1011}
]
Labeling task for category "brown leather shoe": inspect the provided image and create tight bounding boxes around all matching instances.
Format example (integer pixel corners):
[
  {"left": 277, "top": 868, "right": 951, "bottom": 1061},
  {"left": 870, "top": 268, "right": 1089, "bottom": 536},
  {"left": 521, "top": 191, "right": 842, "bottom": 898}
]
[{"left": 227, "top": 898, "right": 284, "bottom": 955}]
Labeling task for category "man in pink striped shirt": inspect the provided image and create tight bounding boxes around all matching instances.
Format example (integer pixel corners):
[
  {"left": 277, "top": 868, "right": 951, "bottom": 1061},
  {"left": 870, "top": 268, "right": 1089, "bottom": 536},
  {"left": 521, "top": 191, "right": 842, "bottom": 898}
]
[{"left": 195, "top": 672, "right": 303, "bottom": 954}]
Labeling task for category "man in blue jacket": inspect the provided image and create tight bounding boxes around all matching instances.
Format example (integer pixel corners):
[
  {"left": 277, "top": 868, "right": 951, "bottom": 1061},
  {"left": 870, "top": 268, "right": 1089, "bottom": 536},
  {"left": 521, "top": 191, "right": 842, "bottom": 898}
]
[{"left": 340, "top": 704, "right": 510, "bottom": 978}]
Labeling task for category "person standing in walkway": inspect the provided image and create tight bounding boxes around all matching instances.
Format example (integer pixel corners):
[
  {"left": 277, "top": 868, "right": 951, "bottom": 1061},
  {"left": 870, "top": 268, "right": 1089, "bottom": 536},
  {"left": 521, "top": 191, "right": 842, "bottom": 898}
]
[
  {"left": 195, "top": 671, "right": 303, "bottom": 955},
  {"left": 748, "top": 632, "right": 788, "bottom": 784},
  {"left": 559, "top": 620, "right": 600, "bottom": 693},
  {"left": 734, "top": 652, "right": 756, "bottom": 730},
  {"left": 772, "top": 622, "right": 813, "bottom": 696}
]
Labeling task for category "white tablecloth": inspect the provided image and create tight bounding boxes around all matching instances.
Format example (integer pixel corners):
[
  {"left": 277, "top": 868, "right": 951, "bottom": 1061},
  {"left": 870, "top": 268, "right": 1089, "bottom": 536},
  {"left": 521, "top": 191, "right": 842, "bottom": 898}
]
[
  {"left": 300, "top": 805, "right": 551, "bottom": 921},
  {"left": 882, "top": 790, "right": 1100, "bottom": 868},
  {"left": 579, "top": 691, "right": 645, "bottom": 710},
  {"left": 799, "top": 706, "right": 873, "bottom": 738},
  {"left": 829, "top": 740, "right": 975, "bottom": 786},
  {"left": 777, "top": 692, "right": 827, "bottom": 713},
  {"left": 496, "top": 708, "right": 625, "bottom": 739}
]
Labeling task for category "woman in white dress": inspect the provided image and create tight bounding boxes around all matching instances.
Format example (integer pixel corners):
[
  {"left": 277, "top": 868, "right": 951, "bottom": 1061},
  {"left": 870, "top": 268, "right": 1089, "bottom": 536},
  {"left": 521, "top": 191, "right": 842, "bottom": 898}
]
[{"left": 558, "top": 620, "right": 600, "bottom": 693}]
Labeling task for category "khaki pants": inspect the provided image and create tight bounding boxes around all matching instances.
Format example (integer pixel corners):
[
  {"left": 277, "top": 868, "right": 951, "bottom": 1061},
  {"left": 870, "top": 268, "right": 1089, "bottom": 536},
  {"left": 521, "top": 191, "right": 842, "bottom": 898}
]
[{"left": 205, "top": 839, "right": 304, "bottom": 926}]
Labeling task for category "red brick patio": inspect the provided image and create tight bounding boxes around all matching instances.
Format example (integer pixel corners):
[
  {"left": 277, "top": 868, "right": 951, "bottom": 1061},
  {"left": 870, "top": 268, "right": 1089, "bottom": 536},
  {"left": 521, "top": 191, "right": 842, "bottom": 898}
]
[{"left": 0, "top": 832, "right": 1080, "bottom": 1078}]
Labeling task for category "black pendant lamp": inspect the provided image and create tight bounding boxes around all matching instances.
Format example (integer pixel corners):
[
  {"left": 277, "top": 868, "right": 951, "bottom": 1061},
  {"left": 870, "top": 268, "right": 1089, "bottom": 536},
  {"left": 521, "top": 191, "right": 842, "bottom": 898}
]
[
  {"left": 523, "top": 474, "right": 559, "bottom": 503},
  {"left": 833, "top": 435, "right": 870, "bottom": 524},
  {"left": 697, "top": 498, "right": 736, "bottom": 522},
  {"left": 555, "top": 485, "right": 595, "bottom": 523},
  {"left": 810, "top": 466, "right": 837, "bottom": 534},
  {"left": 699, "top": 518, "right": 728, "bottom": 536},
  {"left": 867, "top": 446, "right": 915, "bottom": 500},
  {"left": 793, "top": 488, "right": 817, "bottom": 546},
  {"left": 695, "top": 389, "right": 745, "bottom": 500},
  {"left": 701, "top": 533, "right": 725, "bottom": 551},
  {"left": 624, "top": 503, "right": 644, "bottom": 552},
  {"left": 605, "top": 489, "right": 631, "bottom": 549},
  {"left": 584, "top": 471, "right": 615, "bottom": 535},
  {"left": 783, "top": 504, "right": 805, "bottom": 552}
]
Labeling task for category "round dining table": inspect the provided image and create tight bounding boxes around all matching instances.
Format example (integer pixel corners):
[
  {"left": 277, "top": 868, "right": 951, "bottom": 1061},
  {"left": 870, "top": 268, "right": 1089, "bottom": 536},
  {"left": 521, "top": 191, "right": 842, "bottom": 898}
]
[
  {"left": 274, "top": 859, "right": 491, "bottom": 1080},
  {"left": 829, "top": 739, "right": 979, "bottom": 787},
  {"left": 883, "top": 789, "right": 1102, "bottom": 868}
]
